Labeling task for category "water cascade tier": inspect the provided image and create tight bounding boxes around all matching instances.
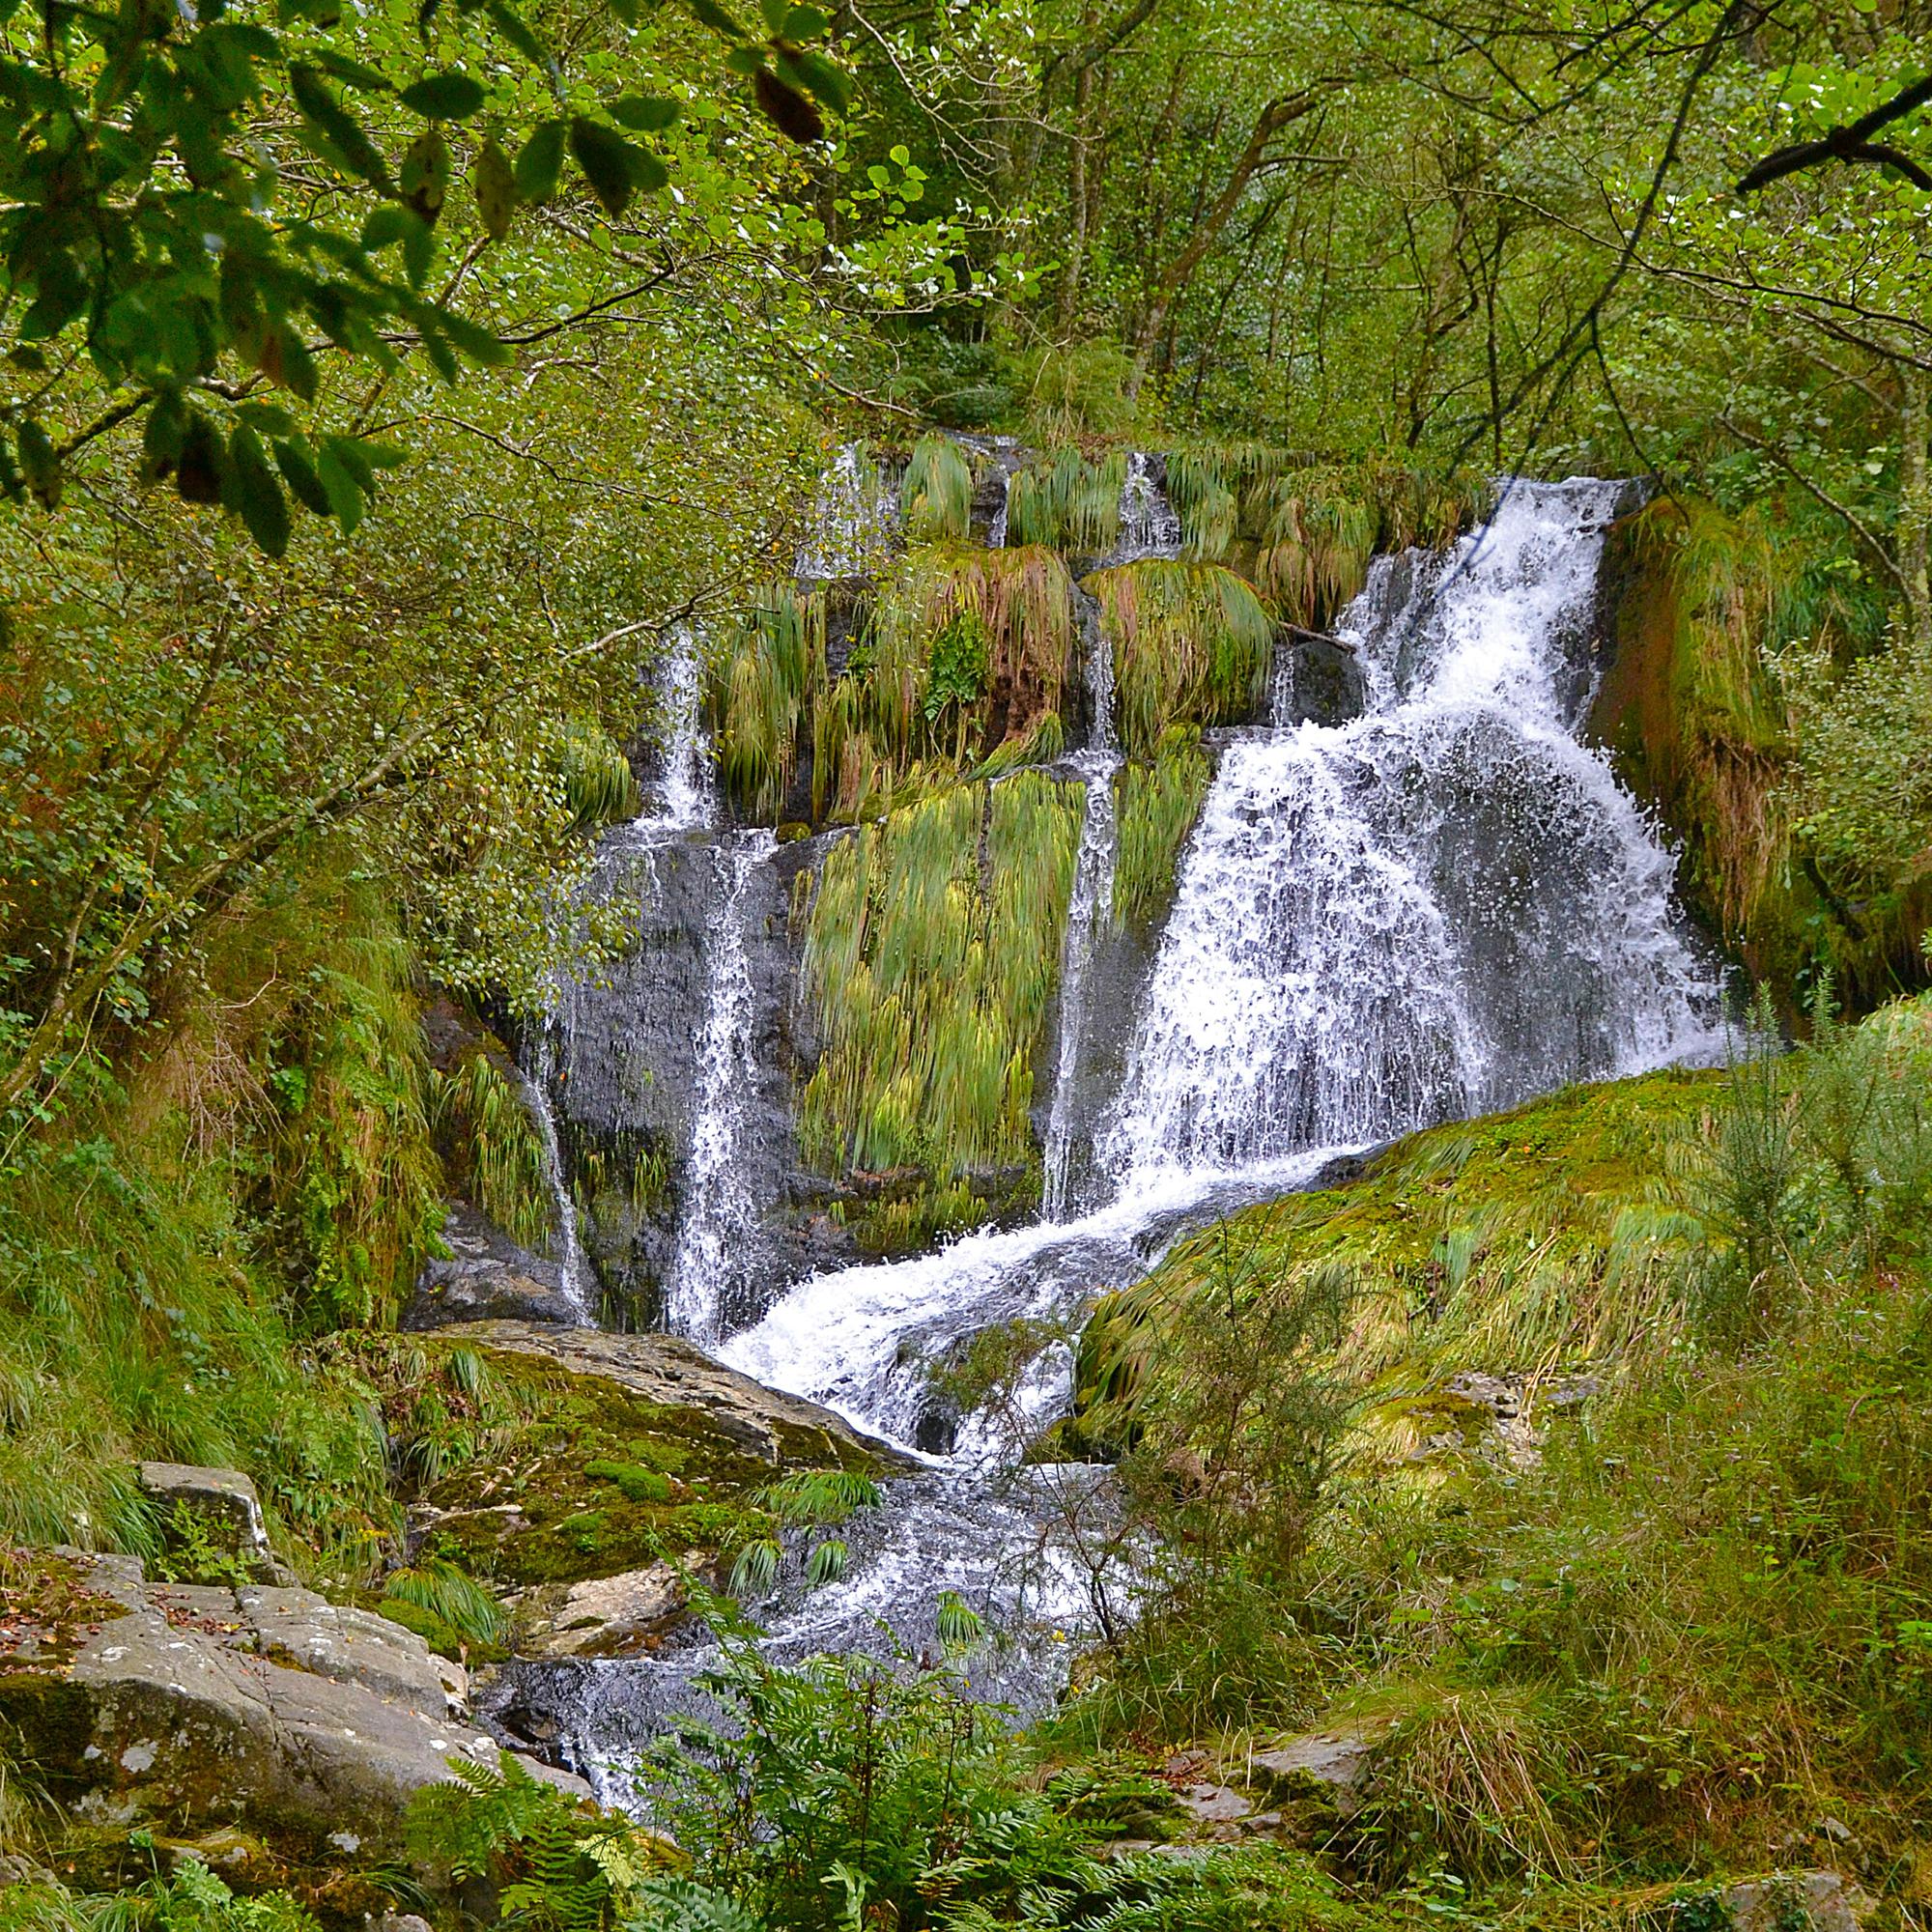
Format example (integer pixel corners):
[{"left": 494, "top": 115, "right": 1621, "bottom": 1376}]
[{"left": 1103, "top": 477, "right": 1719, "bottom": 1180}]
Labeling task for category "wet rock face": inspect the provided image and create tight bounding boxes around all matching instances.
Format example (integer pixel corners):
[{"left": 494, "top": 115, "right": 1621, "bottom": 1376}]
[
  {"left": 403, "top": 1205, "right": 581, "bottom": 1330},
  {"left": 0, "top": 1549, "right": 580, "bottom": 1862},
  {"left": 1274, "top": 633, "right": 1368, "bottom": 727},
  {"left": 546, "top": 833, "right": 804, "bottom": 1330}
]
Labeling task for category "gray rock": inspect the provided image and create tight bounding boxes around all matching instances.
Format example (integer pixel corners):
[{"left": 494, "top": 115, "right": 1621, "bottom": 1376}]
[
  {"left": 516, "top": 1563, "right": 692, "bottom": 1660},
  {"left": 0, "top": 1550, "right": 570, "bottom": 1859},
  {"left": 1245, "top": 1724, "right": 1384, "bottom": 1817},
  {"left": 1176, "top": 1781, "right": 1252, "bottom": 1825},
  {"left": 1726, "top": 1872, "right": 1864, "bottom": 1932},
  {"left": 447, "top": 1320, "right": 916, "bottom": 1470},
  {"left": 138, "top": 1463, "right": 292, "bottom": 1585},
  {"left": 404, "top": 1205, "right": 582, "bottom": 1331}
]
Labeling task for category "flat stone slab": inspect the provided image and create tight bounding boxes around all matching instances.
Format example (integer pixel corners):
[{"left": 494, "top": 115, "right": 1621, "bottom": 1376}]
[
  {"left": 449, "top": 1320, "right": 916, "bottom": 1470},
  {"left": 0, "top": 1550, "right": 583, "bottom": 1857}
]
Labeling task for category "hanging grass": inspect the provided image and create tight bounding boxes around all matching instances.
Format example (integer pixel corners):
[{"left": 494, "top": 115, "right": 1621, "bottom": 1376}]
[
  {"left": 712, "top": 582, "right": 825, "bottom": 822},
  {"left": 1166, "top": 443, "right": 1312, "bottom": 561},
  {"left": 817, "top": 544, "right": 1076, "bottom": 818},
  {"left": 975, "top": 709, "right": 1065, "bottom": 780},
  {"left": 1005, "top": 447, "right": 1126, "bottom": 553},
  {"left": 797, "top": 771, "right": 1081, "bottom": 1185},
  {"left": 1113, "top": 723, "right": 1210, "bottom": 927},
  {"left": 435, "top": 1051, "right": 551, "bottom": 1252},
  {"left": 1254, "top": 478, "right": 1381, "bottom": 629},
  {"left": 1089, "top": 559, "right": 1274, "bottom": 758},
  {"left": 554, "top": 719, "right": 639, "bottom": 830},
  {"left": 899, "top": 434, "right": 975, "bottom": 543}
]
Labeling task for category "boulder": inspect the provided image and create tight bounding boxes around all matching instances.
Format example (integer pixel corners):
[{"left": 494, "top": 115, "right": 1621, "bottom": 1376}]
[
  {"left": 1726, "top": 1873, "right": 1865, "bottom": 1932},
  {"left": 515, "top": 1562, "right": 693, "bottom": 1660},
  {"left": 446, "top": 1321, "right": 913, "bottom": 1472},
  {"left": 138, "top": 1463, "right": 294, "bottom": 1586},
  {"left": 404, "top": 1205, "right": 582, "bottom": 1331},
  {"left": 0, "top": 1549, "right": 587, "bottom": 1861},
  {"left": 1243, "top": 1723, "right": 1386, "bottom": 1817},
  {"left": 405, "top": 1322, "right": 911, "bottom": 1606}
]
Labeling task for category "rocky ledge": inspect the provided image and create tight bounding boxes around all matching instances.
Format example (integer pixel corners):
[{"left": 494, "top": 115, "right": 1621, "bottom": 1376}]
[
  {"left": 403, "top": 1321, "right": 913, "bottom": 1660},
  {"left": 0, "top": 1546, "right": 584, "bottom": 1879}
]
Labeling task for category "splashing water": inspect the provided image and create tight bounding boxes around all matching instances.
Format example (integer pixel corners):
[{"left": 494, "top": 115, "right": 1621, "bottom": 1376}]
[
  {"left": 1101, "top": 478, "right": 1721, "bottom": 1181},
  {"left": 1041, "top": 608, "right": 1122, "bottom": 1220},
  {"left": 1105, "top": 451, "right": 1182, "bottom": 563},
  {"left": 796, "top": 442, "right": 898, "bottom": 579},
  {"left": 516, "top": 1029, "right": 597, "bottom": 1322}
]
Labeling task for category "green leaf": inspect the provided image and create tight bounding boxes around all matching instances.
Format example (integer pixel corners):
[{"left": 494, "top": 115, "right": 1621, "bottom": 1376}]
[
  {"left": 400, "top": 70, "right": 486, "bottom": 119},
  {"left": 804, "top": 1538, "right": 848, "bottom": 1587},
  {"left": 758, "top": 0, "right": 788, "bottom": 33},
  {"left": 684, "top": 0, "right": 745, "bottom": 35},
  {"left": 273, "top": 436, "right": 333, "bottom": 517},
  {"left": 141, "top": 393, "right": 188, "bottom": 482},
  {"left": 485, "top": 0, "right": 555, "bottom": 76},
  {"left": 569, "top": 115, "right": 649, "bottom": 216},
  {"left": 513, "top": 118, "right": 568, "bottom": 201},
  {"left": 175, "top": 414, "right": 228, "bottom": 506},
  {"left": 783, "top": 3, "right": 830, "bottom": 34},
  {"left": 429, "top": 304, "right": 510, "bottom": 365},
  {"left": 312, "top": 50, "right": 394, "bottom": 92},
  {"left": 288, "top": 61, "right": 394, "bottom": 188},
  {"left": 315, "top": 446, "right": 364, "bottom": 532},
  {"left": 402, "top": 126, "right": 453, "bottom": 227},
  {"left": 473, "top": 137, "right": 517, "bottom": 240},
  {"left": 606, "top": 93, "right": 679, "bottom": 131},
  {"left": 16, "top": 420, "right": 62, "bottom": 510},
  {"left": 259, "top": 323, "right": 319, "bottom": 401},
  {"left": 774, "top": 43, "right": 849, "bottom": 113},
  {"left": 226, "top": 425, "right": 291, "bottom": 557},
  {"left": 236, "top": 401, "right": 298, "bottom": 438}
]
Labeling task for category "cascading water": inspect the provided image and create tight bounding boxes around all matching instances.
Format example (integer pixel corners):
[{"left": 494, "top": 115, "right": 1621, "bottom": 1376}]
[
  {"left": 662, "top": 830, "right": 780, "bottom": 1344},
  {"left": 1106, "top": 450, "right": 1183, "bottom": 563},
  {"left": 1102, "top": 478, "right": 1719, "bottom": 1179},
  {"left": 494, "top": 475, "right": 1723, "bottom": 1802},
  {"left": 516, "top": 1030, "right": 597, "bottom": 1322},
  {"left": 796, "top": 442, "right": 898, "bottom": 580}
]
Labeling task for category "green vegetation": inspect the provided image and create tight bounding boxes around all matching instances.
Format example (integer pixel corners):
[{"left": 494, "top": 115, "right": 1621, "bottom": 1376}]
[
  {"left": 714, "top": 584, "right": 827, "bottom": 824},
  {"left": 1113, "top": 725, "right": 1212, "bottom": 929},
  {"left": 899, "top": 437, "right": 977, "bottom": 545},
  {"left": 797, "top": 772, "right": 1080, "bottom": 1244},
  {"left": 1047, "top": 997, "right": 1932, "bottom": 1907},
  {"left": 1005, "top": 448, "right": 1127, "bottom": 554},
  {"left": 434, "top": 1052, "right": 553, "bottom": 1255},
  {"left": 1090, "top": 560, "right": 1274, "bottom": 759}
]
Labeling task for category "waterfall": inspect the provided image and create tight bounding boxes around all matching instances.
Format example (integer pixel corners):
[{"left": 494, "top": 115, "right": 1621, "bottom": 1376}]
[
  {"left": 1041, "top": 607, "right": 1122, "bottom": 1220},
  {"left": 646, "top": 628, "right": 712, "bottom": 834},
  {"left": 796, "top": 442, "right": 897, "bottom": 580},
  {"left": 1106, "top": 451, "right": 1182, "bottom": 563},
  {"left": 500, "top": 475, "right": 1725, "bottom": 1783},
  {"left": 1101, "top": 478, "right": 1719, "bottom": 1180},
  {"left": 989, "top": 474, "right": 1010, "bottom": 549},
  {"left": 516, "top": 1031, "right": 596, "bottom": 1322},
  {"left": 663, "top": 831, "right": 778, "bottom": 1344}
]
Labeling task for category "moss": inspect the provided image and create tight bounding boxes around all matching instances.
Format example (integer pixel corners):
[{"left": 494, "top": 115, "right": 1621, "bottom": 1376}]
[
  {"left": 1069, "top": 1066, "right": 1724, "bottom": 1451},
  {"left": 409, "top": 1340, "right": 883, "bottom": 1591}
]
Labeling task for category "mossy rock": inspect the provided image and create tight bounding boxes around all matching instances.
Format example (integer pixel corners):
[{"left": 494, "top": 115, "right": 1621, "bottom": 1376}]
[{"left": 410, "top": 1323, "right": 908, "bottom": 1593}]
